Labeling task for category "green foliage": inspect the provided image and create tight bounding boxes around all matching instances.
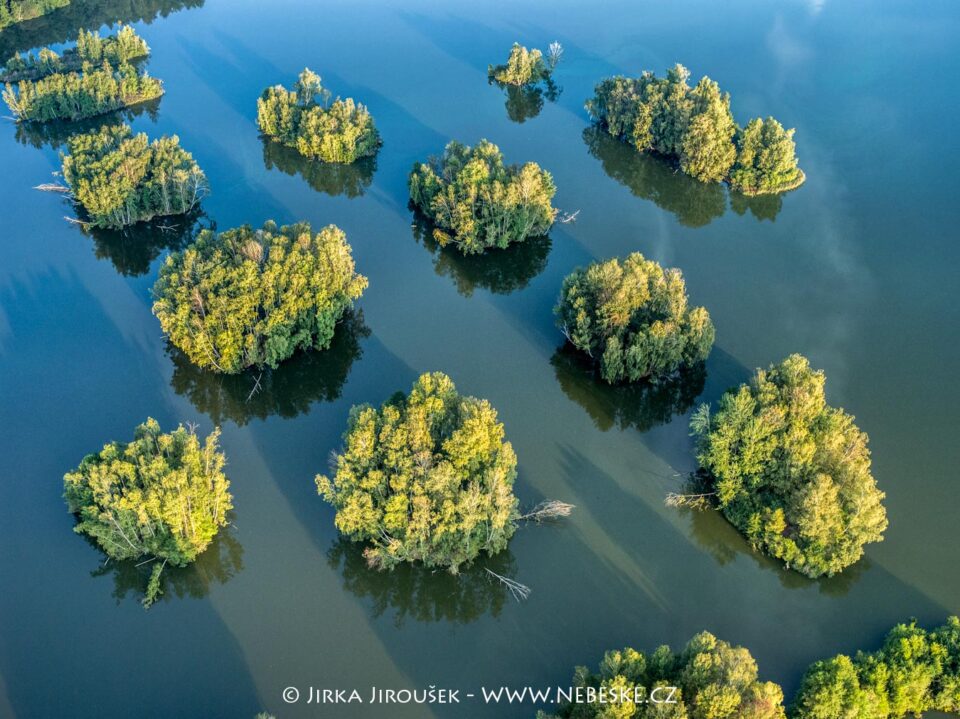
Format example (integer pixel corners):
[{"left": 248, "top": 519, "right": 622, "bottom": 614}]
[
  {"left": 63, "top": 418, "right": 232, "bottom": 604},
  {"left": 555, "top": 253, "right": 714, "bottom": 384},
  {"left": 488, "top": 42, "right": 551, "bottom": 86},
  {"left": 62, "top": 123, "right": 208, "bottom": 228},
  {"left": 587, "top": 64, "right": 803, "bottom": 194},
  {"left": 257, "top": 68, "right": 380, "bottom": 163},
  {"left": 0, "top": 0, "right": 69, "bottom": 30},
  {"left": 3, "top": 58, "right": 162, "bottom": 122},
  {"left": 544, "top": 631, "right": 786, "bottom": 719},
  {"left": 793, "top": 617, "right": 960, "bottom": 719},
  {"left": 153, "top": 221, "right": 366, "bottom": 375},
  {"left": 1, "top": 24, "right": 148, "bottom": 82},
  {"left": 730, "top": 118, "right": 805, "bottom": 196},
  {"left": 691, "top": 354, "right": 888, "bottom": 578},
  {"left": 316, "top": 372, "right": 520, "bottom": 573},
  {"left": 261, "top": 137, "right": 376, "bottom": 198},
  {"left": 408, "top": 139, "right": 557, "bottom": 254}
]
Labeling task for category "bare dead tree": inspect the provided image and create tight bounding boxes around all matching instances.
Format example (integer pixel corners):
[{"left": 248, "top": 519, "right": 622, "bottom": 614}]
[
  {"left": 486, "top": 569, "right": 531, "bottom": 601},
  {"left": 665, "top": 491, "right": 717, "bottom": 510},
  {"left": 519, "top": 500, "right": 575, "bottom": 522}
]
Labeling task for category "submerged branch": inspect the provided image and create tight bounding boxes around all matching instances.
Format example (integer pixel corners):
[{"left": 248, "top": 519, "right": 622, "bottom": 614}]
[
  {"left": 519, "top": 500, "right": 575, "bottom": 522},
  {"left": 485, "top": 568, "right": 531, "bottom": 601}
]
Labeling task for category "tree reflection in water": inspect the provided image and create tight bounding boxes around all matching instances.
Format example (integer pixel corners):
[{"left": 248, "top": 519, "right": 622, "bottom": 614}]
[
  {"left": 168, "top": 310, "right": 370, "bottom": 426},
  {"left": 488, "top": 76, "right": 560, "bottom": 124},
  {"left": 328, "top": 538, "right": 518, "bottom": 626},
  {"left": 261, "top": 138, "right": 376, "bottom": 198},
  {"left": 552, "top": 344, "right": 706, "bottom": 433},
  {"left": 411, "top": 213, "right": 551, "bottom": 297}
]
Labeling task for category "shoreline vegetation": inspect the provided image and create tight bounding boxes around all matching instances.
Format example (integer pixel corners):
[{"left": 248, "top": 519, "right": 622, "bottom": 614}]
[
  {"left": 257, "top": 67, "right": 380, "bottom": 164},
  {"left": 587, "top": 63, "right": 805, "bottom": 196},
  {"left": 61, "top": 124, "right": 208, "bottom": 228},
  {"left": 545, "top": 617, "right": 960, "bottom": 718}
]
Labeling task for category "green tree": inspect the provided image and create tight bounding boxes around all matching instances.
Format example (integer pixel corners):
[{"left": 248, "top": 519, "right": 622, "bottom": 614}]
[
  {"left": 488, "top": 42, "right": 551, "bottom": 86},
  {"left": 257, "top": 67, "right": 380, "bottom": 163},
  {"left": 62, "top": 123, "right": 208, "bottom": 229},
  {"left": 730, "top": 117, "right": 805, "bottom": 195},
  {"left": 587, "top": 64, "right": 803, "bottom": 195},
  {"left": 63, "top": 418, "right": 232, "bottom": 607},
  {"left": 543, "top": 631, "right": 786, "bottom": 719},
  {"left": 153, "top": 221, "right": 367, "bottom": 374},
  {"left": 316, "top": 372, "right": 521, "bottom": 573},
  {"left": 408, "top": 139, "right": 557, "bottom": 254},
  {"left": 690, "top": 354, "right": 888, "bottom": 578},
  {"left": 555, "top": 253, "right": 714, "bottom": 384},
  {"left": 0, "top": 0, "right": 69, "bottom": 30}
]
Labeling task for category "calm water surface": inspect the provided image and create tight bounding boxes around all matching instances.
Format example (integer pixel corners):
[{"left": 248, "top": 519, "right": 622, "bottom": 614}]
[{"left": 1, "top": 1, "right": 958, "bottom": 717}]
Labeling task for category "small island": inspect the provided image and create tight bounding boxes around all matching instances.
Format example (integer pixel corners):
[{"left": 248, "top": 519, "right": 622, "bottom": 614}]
[
  {"left": 63, "top": 418, "right": 232, "bottom": 607},
  {"left": 61, "top": 124, "right": 208, "bottom": 228},
  {"left": 540, "top": 631, "right": 786, "bottom": 719},
  {"left": 316, "top": 372, "right": 521, "bottom": 572},
  {"left": 488, "top": 41, "right": 561, "bottom": 87},
  {"left": 687, "top": 354, "right": 888, "bottom": 578},
  {"left": 0, "top": 24, "right": 149, "bottom": 82},
  {"left": 554, "top": 253, "right": 715, "bottom": 384},
  {"left": 257, "top": 68, "right": 380, "bottom": 164},
  {"left": 408, "top": 139, "right": 557, "bottom": 254},
  {"left": 152, "top": 221, "right": 367, "bottom": 375},
  {"left": 587, "top": 63, "right": 804, "bottom": 195}
]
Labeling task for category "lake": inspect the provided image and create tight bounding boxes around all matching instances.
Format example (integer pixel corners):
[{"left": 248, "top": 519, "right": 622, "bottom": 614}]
[{"left": 0, "top": 0, "right": 958, "bottom": 717}]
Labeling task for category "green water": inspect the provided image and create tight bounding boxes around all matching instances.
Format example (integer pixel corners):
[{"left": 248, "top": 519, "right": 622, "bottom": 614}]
[{"left": 1, "top": 1, "right": 958, "bottom": 717}]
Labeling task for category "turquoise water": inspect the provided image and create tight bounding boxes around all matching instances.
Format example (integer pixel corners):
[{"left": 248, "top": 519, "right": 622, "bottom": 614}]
[{"left": 0, "top": 1, "right": 958, "bottom": 717}]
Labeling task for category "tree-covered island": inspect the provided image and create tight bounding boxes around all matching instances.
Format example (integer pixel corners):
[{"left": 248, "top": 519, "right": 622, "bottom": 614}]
[
  {"left": 488, "top": 41, "right": 561, "bottom": 87},
  {"left": 152, "top": 221, "right": 367, "bottom": 375},
  {"left": 63, "top": 418, "right": 232, "bottom": 607},
  {"left": 61, "top": 124, "right": 208, "bottom": 228},
  {"left": 257, "top": 68, "right": 380, "bottom": 164},
  {"left": 686, "top": 354, "right": 888, "bottom": 578},
  {"left": 408, "top": 139, "right": 557, "bottom": 254},
  {"left": 555, "top": 253, "right": 715, "bottom": 384},
  {"left": 0, "top": 24, "right": 148, "bottom": 82},
  {"left": 542, "top": 617, "right": 960, "bottom": 718},
  {"left": 318, "top": 372, "right": 572, "bottom": 574},
  {"left": 587, "top": 64, "right": 804, "bottom": 195}
]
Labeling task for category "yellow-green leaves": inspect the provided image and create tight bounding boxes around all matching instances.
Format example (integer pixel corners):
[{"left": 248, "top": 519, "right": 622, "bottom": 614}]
[
  {"left": 62, "top": 124, "right": 207, "bottom": 228},
  {"left": 409, "top": 139, "right": 557, "bottom": 254},
  {"left": 153, "top": 221, "right": 367, "bottom": 374},
  {"left": 63, "top": 418, "right": 232, "bottom": 605},
  {"left": 317, "top": 372, "right": 520, "bottom": 572},
  {"left": 488, "top": 43, "right": 551, "bottom": 87},
  {"left": 555, "top": 253, "right": 714, "bottom": 384},
  {"left": 257, "top": 68, "right": 380, "bottom": 164},
  {"left": 691, "top": 354, "right": 887, "bottom": 577}
]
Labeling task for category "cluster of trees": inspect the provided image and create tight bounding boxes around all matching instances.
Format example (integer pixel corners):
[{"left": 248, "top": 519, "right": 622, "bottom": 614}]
[
  {"left": 3, "top": 58, "right": 162, "bottom": 122},
  {"left": 408, "top": 139, "right": 557, "bottom": 254},
  {"left": 316, "top": 372, "right": 521, "bottom": 572},
  {"left": 1, "top": 24, "right": 148, "bottom": 81},
  {"left": 62, "top": 124, "right": 208, "bottom": 228},
  {"left": 545, "top": 618, "right": 960, "bottom": 719},
  {"left": 488, "top": 41, "right": 560, "bottom": 86},
  {"left": 0, "top": 0, "right": 68, "bottom": 30},
  {"left": 63, "top": 418, "right": 232, "bottom": 606},
  {"left": 257, "top": 68, "right": 380, "bottom": 164},
  {"left": 689, "top": 354, "right": 888, "bottom": 578},
  {"left": 555, "top": 253, "right": 715, "bottom": 385},
  {"left": 794, "top": 617, "right": 960, "bottom": 718},
  {"left": 586, "top": 63, "right": 804, "bottom": 195},
  {"left": 152, "top": 221, "right": 367, "bottom": 374},
  {"left": 541, "top": 630, "right": 787, "bottom": 718}
]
